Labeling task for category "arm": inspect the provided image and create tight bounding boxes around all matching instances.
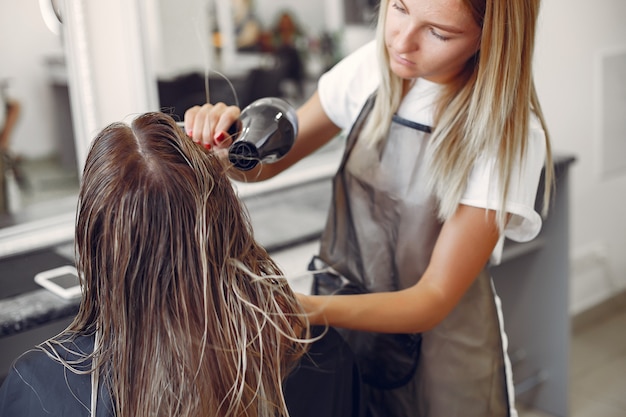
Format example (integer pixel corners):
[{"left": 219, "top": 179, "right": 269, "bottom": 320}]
[
  {"left": 0, "top": 100, "right": 20, "bottom": 151},
  {"left": 298, "top": 204, "right": 502, "bottom": 334},
  {"left": 184, "top": 91, "right": 341, "bottom": 182}
]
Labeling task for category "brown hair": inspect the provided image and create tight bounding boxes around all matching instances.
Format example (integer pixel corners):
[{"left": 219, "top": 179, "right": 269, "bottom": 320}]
[{"left": 57, "top": 112, "right": 307, "bottom": 416}]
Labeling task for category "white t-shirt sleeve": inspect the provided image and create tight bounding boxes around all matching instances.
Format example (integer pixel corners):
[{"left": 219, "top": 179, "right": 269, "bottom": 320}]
[
  {"left": 318, "top": 40, "right": 379, "bottom": 129},
  {"left": 460, "top": 115, "right": 547, "bottom": 264}
]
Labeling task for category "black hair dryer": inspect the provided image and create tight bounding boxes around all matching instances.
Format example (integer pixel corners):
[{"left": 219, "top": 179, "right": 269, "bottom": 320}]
[{"left": 228, "top": 97, "right": 298, "bottom": 171}]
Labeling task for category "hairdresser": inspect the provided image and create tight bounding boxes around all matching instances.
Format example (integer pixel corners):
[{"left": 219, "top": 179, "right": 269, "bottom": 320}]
[{"left": 184, "top": 0, "right": 553, "bottom": 415}]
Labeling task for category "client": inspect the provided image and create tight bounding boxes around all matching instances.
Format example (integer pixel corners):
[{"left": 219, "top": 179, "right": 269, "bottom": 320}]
[{"left": 0, "top": 112, "right": 310, "bottom": 417}]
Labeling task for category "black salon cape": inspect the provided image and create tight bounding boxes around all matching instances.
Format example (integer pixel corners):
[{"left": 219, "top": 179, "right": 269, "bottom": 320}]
[
  {"left": 0, "top": 326, "right": 362, "bottom": 417},
  {"left": 0, "top": 334, "right": 115, "bottom": 416},
  {"left": 284, "top": 325, "right": 364, "bottom": 417}
]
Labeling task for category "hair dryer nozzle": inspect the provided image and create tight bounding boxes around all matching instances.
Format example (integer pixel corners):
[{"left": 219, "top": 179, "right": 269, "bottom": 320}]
[
  {"left": 228, "top": 97, "right": 298, "bottom": 171},
  {"left": 229, "top": 141, "right": 261, "bottom": 171}
]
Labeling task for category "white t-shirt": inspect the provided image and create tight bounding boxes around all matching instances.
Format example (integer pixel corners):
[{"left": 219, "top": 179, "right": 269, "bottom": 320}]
[{"left": 318, "top": 40, "right": 546, "bottom": 264}]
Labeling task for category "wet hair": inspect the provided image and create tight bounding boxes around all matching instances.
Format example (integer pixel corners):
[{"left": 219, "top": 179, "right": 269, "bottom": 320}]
[
  {"left": 45, "top": 112, "right": 308, "bottom": 417},
  {"left": 363, "top": 0, "right": 553, "bottom": 230}
]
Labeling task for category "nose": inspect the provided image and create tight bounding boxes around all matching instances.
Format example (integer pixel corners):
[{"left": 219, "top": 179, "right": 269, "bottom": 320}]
[{"left": 393, "top": 24, "right": 420, "bottom": 53}]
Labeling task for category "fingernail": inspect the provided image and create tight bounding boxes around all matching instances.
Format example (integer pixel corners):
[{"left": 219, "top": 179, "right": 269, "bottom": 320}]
[
  {"left": 186, "top": 129, "right": 193, "bottom": 137},
  {"left": 214, "top": 131, "right": 226, "bottom": 143},
  {"left": 203, "top": 142, "right": 212, "bottom": 150}
]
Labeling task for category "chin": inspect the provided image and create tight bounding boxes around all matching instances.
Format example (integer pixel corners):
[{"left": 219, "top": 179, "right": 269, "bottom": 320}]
[{"left": 390, "top": 64, "right": 418, "bottom": 80}]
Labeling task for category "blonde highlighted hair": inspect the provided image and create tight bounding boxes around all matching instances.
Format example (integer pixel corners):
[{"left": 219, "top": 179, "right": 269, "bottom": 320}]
[
  {"left": 362, "top": 0, "right": 553, "bottom": 231},
  {"left": 46, "top": 112, "right": 308, "bottom": 417}
]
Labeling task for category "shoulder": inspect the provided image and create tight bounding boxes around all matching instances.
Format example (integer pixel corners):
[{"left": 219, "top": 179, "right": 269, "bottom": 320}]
[
  {"left": 0, "top": 349, "right": 59, "bottom": 415},
  {"left": 5, "top": 348, "right": 56, "bottom": 383},
  {"left": 0, "top": 335, "right": 96, "bottom": 416},
  {"left": 317, "top": 40, "right": 379, "bottom": 129}
]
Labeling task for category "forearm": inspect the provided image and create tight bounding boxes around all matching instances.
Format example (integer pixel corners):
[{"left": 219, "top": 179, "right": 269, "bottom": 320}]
[
  {"left": 298, "top": 280, "right": 450, "bottom": 334},
  {"left": 0, "top": 101, "right": 20, "bottom": 149},
  {"left": 299, "top": 205, "right": 501, "bottom": 334}
]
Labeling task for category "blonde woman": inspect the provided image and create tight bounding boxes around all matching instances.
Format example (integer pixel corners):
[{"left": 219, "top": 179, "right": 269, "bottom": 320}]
[
  {"left": 184, "top": 0, "right": 553, "bottom": 415},
  {"left": 0, "top": 112, "right": 312, "bottom": 417}
]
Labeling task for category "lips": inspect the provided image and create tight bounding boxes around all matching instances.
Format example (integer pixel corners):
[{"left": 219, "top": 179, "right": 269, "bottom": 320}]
[
  {"left": 392, "top": 54, "right": 416, "bottom": 73},
  {"left": 389, "top": 49, "right": 415, "bottom": 67}
]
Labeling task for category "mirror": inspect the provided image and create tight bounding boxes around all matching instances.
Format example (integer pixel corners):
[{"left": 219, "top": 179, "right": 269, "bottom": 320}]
[
  {"left": 154, "top": 0, "right": 343, "bottom": 118},
  {"left": 0, "top": 0, "right": 358, "bottom": 259},
  {"left": 0, "top": 1, "right": 79, "bottom": 257}
]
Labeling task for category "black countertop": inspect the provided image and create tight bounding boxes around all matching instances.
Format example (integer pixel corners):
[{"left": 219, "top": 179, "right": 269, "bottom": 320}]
[{"left": 0, "top": 248, "right": 78, "bottom": 337}]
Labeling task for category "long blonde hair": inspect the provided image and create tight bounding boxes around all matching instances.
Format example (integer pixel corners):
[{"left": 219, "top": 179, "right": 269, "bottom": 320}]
[
  {"left": 362, "top": 0, "right": 553, "bottom": 231},
  {"left": 47, "top": 112, "right": 308, "bottom": 417}
]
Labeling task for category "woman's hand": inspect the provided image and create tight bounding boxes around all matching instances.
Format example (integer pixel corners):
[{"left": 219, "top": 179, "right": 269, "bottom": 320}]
[
  {"left": 184, "top": 102, "right": 241, "bottom": 155},
  {"left": 183, "top": 91, "right": 340, "bottom": 182}
]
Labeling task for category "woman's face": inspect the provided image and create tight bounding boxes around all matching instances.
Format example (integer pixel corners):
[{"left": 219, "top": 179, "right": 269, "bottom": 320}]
[{"left": 384, "top": 0, "right": 481, "bottom": 84}]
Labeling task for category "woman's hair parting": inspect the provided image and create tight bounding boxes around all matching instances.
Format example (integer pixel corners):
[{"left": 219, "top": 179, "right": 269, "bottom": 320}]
[
  {"left": 46, "top": 112, "right": 308, "bottom": 417},
  {"left": 363, "top": 0, "right": 553, "bottom": 231}
]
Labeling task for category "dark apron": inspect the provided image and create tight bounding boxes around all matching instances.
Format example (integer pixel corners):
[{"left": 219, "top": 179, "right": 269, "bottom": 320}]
[{"left": 318, "top": 95, "right": 512, "bottom": 417}]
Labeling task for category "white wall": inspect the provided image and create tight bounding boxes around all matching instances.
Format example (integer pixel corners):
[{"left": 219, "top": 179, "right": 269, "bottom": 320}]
[
  {"left": 149, "top": 0, "right": 215, "bottom": 78},
  {"left": 534, "top": 0, "right": 626, "bottom": 314}
]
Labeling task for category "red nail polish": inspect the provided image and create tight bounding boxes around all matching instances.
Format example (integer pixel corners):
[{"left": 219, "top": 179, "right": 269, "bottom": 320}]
[
  {"left": 203, "top": 142, "right": 212, "bottom": 150},
  {"left": 214, "top": 131, "right": 226, "bottom": 143}
]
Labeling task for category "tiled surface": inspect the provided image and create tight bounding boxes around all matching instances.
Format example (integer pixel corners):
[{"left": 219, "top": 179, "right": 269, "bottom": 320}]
[
  {"left": 566, "top": 296, "right": 626, "bottom": 417},
  {"left": 501, "top": 297, "right": 626, "bottom": 417}
]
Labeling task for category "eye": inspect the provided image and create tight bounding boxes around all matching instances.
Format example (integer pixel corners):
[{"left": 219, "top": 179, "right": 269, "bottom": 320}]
[
  {"left": 430, "top": 28, "right": 451, "bottom": 42},
  {"left": 391, "top": 1, "right": 407, "bottom": 14}
]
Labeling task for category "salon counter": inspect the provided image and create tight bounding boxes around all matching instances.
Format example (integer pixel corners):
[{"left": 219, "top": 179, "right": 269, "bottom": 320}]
[{"left": 0, "top": 246, "right": 78, "bottom": 337}]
